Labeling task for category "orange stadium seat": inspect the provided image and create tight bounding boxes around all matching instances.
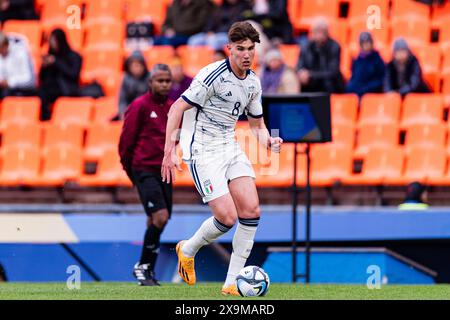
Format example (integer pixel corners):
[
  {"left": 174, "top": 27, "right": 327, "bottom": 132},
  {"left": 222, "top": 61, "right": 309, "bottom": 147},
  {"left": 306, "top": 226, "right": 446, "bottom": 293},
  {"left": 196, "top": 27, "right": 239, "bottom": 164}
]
[
  {"left": 291, "top": 0, "right": 340, "bottom": 31},
  {"left": 92, "top": 97, "right": 120, "bottom": 123},
  {"left": 431, "top": 1, "right": 450, "bottom": 28},
  {"left": 328, "top": 19, "right": 348, "bottom": 46},
  {"left": 310, "top": 146, "right": 353, "bottom": 187},
  {"left": 40, "top": 24, "right": 85, "bottom": 53},
  {"left": 443, "top": 51, "right": 450, "bottom": 77},
  {"left": 340, "top": 47, "right": 352, "bottom": 80},
  {"left": 1, "top": 123, "right": 41, "bottom": 148},
  {"left": 390, "top": 0, "right": 431, "bottom": 24},
  {"left": 400, "top": 94, "right": 444, "bottom": 128},
  {"left": 143, "top": 46, "right": 176, "bottom": 68},
  {"left": 441, "top": 23, "right": 450, "bottom": 55},
  {"left": 41, "top": 0, "right": 84, "bottom": 32},
  {"left": 404, "top": 123, "right": 447, "bottom": 154},
  {"left": 85, "top": 23, "right": 125, "bottom": 51},
  {"left": 39, "top": 145, "right": 84, "bottom": 186},
  {"left": 354, "top": 123, "right": 399, "bottom": 158},
  {"left": 278, "top": 44, "right": 300, "bottom": 70},
  {"left": 50, "top": 97, "right": 94, "bottom": 127},
  {"left": 81, "top": 49, "right": 123, "bottom": 90},
  {"left": 395, "top": 147, "right": 447, "bottom": 185},
  {"left": 358, "top": 93, "right": 402, "bottom": 127},
  {"left": 126, "top": 0, "right": 167, "bottom": 30},
  {"left": 84, "top": 0, "right": 124, "bottom": 27},
  {"left": 442, "top": 74, "right": 450, "bottom": 107},
  {"left": 345, "top": 147, "right": 404, "bottom": 185},
  {"left": 330, "top": 94, "right": 359, "bottom": 127},
  {"left": 324, "top": 124, "right": 355, "bottom": 150},
  {"left": 348, "top": 19, "right": 390, "bottom": 56},
  {"left": 79, "top": 148, "right": 131, "bottom": 187},
  {"left": 412, "top": 45, "right": 441, "bottom": 91},
  {"left": 348, "top": 0, "right": 389, "bottom": 24},
  {"left": 177, "top": 46, "right": 214, "bottom": 78},
  {"left": 173, "top": 145, "right": 194, "bottom": 187},
  {"left": 256, "top": 143, "right": 300, "bottom": 188},
  {"left": 3, "top": 20, "right": 42, "bottom": 53},
  {"left": 84, "top": 122, "right": 123, "bottom": 161},
  {"left": 42, "top": 123, "right": 85, "bottom": 153},
  {"left": 0, "top": 145, "right": 41, "bottom": 186},
  {"left": 390, "top": 20, "right": 431, "bottom": 49},
  {"left": 0, "top": 97, "right": 41, "bottom": 131}
]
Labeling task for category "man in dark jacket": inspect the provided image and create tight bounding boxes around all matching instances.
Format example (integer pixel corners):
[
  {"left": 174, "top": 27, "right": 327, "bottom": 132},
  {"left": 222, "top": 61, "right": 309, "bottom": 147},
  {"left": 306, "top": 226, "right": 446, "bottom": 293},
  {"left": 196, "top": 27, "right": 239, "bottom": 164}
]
[
  {"left": 119, "top": 64, "right": 174, "bottom": 286},
  {"left": 154, "top": 0, "right": 215, "bottom": 47},
  {"left": 39, "top": 28, "right": 82, "bottom": 120},
  {"left": 346, "top": 32, "right": 385, "bottom": 97},
  {"left": 384, "top": 38, "right": 430, "bottom": 96},
  {"left": 296, "top": 18, "right": 344, "bottom": 93}
]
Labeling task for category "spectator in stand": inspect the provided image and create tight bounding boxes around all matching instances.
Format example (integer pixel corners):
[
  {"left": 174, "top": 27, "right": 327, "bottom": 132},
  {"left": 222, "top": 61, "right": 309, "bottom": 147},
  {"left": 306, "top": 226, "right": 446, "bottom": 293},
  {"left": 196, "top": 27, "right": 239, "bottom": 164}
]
[
  {"left": 346, "top": 32, "right": 385, "bottom": 97},
  {"left": 296, "top": 18, "right": 344, "bottom": 93},
  {"left": 241, "top": 0, "right": 293, "bottom": 44},
  {"left": 384, "top": 38, "right": 430, "bottom": 96},
  {"left": 168, "top": 57, "right": 192, "bottom": 101},
  {"left": 0, "top": 31, "right": 36, "bottom": 98},
  {"left": 0, "top": 0, "right": 37, "bottom": 22},
  {"left": 154, "top": 0, "right": 215, "bottom": 48},
  {"left": 188, "top": 0, "right": 251, "bottom": 50},
  {"left": 39, "top": 28, "right": 82, "bottom": 121},
  {"left": 398, "top": 182, "right": 429, "bottom": 210},
  {"left": 213, "top": 49, "right": 227, "bottom": 62},
  {"left": 117, "top": 50, "right": 150, "bottom": 120},
  {"left": 260, "top": 48, "right": 299, "bottom": 94}
]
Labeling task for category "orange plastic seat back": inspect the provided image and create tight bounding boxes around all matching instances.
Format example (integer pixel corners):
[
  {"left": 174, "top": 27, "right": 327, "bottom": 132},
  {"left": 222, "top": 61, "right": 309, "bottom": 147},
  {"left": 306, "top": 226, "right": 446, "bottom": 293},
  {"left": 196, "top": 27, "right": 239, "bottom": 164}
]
[
  {"left": 42, "top": 123, "right": 85, "bottom": 152},
  {"left": 126, "top": 0, "right": 167, "bottom": 28},
  {"left": 361, "top": 147, "right": 404, "bottom": 181},
  {"left": 144, "top": 46, "right": 176, "bottom": 68},
  {"left": 177, "top": 46, "right": 214, "bottom": 78},
  {"left": 401, "top": 94, "right": 444, "bottom": 128},
  {"left": 41, "top": 145, "right": 83, "bottom": 183},
  {"left": 51, "top": 97, "right": 94, "bottom": 126},
  {"left": 404, "top": 147, "right": 447, "bottom": 183},
  {"left": 278, "top": 44, "right": 300, "bottom": 69},
  {"left": 92, "top": 97, "right": 119, "bottom": 123},
  {"left": 391, "top": 0, "right": 431, "bottom": 23},
  {"left": 0, "top": 97, "right": 41, "bottom": 128},
  {"left": 311, "top": 146, "right": 353, "bottom": 185},
  {"left": 405, "top": 123, "right": 447, "bottom": 152},
  {"left": 390, "top": 20, "right": 431, "bottom": 48},
  {"left": 330, "top": 94, "right": 359, "bottom": 127},
  {"left": 81, "top": 49, "right": 123, "bottom": 84},
  {"left": 358, "top": 93, "right": 401, "bottom": 126},
  {"left": 85, "top": 0, "right": 124, "bottom": 26},
  {"left": 1, "top": 123, "right": 41, "bottom": 148},
  {"left": 355, "top": 123, "right": 399, "bottom": 158},
  {"left": 294, "top": 0, "right": 340, "bottom": 30}
]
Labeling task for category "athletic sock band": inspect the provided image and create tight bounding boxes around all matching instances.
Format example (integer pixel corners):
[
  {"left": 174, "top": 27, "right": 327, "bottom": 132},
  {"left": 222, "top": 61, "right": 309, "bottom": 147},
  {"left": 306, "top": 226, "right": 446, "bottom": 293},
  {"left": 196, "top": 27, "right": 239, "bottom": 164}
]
[
  {"left": 238, "top": 217, "right": 260, "bottom": 227},
  {"left": 213, "top": 217, "right": 233, "bottom": 233}
]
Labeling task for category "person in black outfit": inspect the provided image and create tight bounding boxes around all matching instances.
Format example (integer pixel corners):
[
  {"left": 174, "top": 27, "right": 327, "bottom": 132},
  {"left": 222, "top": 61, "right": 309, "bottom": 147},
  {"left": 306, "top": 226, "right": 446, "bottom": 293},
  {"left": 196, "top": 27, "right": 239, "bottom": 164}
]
[
  {"left": 0, "top": 0, "right": 38, "bottom": 22},
  {"left": 296, "top": 18, "right": 344, "bottom": 93},
  {"left": 384, "top": 38, "right": 430, "bottom": 96},
  {"left": 39, "top": 28, "right": 82, "bottom": 121}
]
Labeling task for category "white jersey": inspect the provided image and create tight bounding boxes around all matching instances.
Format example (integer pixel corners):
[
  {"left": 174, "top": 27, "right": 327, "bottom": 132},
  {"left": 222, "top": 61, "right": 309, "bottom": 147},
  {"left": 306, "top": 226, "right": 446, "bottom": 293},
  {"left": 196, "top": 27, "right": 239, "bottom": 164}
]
[{"left": 180, "top": 59, "right": 263, "bottom": 160}]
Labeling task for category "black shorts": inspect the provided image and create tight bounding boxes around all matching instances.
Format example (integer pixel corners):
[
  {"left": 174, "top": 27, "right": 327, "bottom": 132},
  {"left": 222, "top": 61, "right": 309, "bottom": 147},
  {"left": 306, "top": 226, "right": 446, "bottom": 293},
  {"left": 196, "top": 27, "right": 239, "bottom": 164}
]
[{"left": 132, "top": 170, "right": 172, "bottom": 217}]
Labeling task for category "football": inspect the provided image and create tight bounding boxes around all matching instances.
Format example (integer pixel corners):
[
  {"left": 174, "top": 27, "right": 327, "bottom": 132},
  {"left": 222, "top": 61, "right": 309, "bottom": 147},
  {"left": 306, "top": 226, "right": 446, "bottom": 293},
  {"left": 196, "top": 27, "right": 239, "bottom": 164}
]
[{"left": 236, "top": 266, "right": 270, "bottom": 297}]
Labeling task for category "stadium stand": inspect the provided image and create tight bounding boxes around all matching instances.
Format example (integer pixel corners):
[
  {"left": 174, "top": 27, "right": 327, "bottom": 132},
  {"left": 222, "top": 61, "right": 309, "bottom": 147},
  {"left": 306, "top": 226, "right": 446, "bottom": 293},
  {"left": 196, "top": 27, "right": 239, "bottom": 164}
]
[{"left": 0, "top": 0, "right": 448, "bottom": 206}]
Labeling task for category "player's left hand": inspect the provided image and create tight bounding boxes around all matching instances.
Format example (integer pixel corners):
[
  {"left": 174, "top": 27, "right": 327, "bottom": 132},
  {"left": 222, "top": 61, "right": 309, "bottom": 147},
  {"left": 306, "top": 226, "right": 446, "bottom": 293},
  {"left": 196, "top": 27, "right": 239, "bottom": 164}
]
[{"left": 268, "top": 137, "right": 283, "bottom": 153}]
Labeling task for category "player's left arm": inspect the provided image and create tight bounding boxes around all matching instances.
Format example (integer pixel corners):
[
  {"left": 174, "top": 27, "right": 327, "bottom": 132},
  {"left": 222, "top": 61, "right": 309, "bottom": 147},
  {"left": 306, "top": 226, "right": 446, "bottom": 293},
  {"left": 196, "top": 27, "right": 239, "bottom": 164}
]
[{"left": 248, "top": 116, "right": 283, "bottom": 153}]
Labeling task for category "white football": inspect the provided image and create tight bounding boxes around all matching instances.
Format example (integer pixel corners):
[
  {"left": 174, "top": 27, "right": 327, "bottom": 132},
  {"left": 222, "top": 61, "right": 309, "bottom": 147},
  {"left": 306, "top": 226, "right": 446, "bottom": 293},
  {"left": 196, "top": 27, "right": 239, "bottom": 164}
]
[{"left": 235, "top": 265, "right": 270, "bottom": 297}]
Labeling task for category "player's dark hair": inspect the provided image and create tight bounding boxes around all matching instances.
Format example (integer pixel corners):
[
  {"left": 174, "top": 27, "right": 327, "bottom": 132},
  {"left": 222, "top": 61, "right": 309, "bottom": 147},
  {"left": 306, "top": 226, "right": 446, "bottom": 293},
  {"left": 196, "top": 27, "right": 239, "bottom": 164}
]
[
  {"left": 228, "top": 21, "right": 260, "bottom": 44},
  {"left": 150, "top": 63, "right": 171, "bottom": 78}
]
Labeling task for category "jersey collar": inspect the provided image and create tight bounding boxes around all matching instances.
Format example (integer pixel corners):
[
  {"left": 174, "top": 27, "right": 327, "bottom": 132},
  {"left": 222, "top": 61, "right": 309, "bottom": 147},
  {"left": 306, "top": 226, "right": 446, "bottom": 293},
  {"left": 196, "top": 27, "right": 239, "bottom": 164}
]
[{"left": 226, "top": 58, "right": 251, "bottom": 80}]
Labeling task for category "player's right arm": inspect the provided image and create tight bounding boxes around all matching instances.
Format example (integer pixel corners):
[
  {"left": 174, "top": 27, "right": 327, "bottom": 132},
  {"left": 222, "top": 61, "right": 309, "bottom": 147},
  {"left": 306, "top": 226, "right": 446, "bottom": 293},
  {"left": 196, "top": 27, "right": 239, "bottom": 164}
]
[{"left": 161, "top": 98, "right": 193, "bottom": 183}]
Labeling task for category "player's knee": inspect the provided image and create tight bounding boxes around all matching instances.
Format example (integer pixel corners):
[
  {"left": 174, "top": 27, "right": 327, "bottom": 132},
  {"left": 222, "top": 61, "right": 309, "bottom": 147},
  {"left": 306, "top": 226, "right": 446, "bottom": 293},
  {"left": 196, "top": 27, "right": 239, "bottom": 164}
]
[
  {"left": 152, "top": 210, "right": 169, "bottom": 229},
  {"left": 221, "top": 215, "right": 237, "bottom": 227},
  {"left": 242, "top": 203, "right": 260, "bottom": 219}
]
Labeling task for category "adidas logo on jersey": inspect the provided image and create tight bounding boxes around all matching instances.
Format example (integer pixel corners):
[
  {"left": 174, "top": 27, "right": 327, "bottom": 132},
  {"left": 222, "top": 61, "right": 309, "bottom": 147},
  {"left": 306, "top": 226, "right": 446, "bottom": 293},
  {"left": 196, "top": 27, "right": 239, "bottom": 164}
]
[
  {"left": 225, "top": 91, "right": 232, "bottom": 97},
  {"left": 150, "top": 111, "right": 158, "bottom": 118}
]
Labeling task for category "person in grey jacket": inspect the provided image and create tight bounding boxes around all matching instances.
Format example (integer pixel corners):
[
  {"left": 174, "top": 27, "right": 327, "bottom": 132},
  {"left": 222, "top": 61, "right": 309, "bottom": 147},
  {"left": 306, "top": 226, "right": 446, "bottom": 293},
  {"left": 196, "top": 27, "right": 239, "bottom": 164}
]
[
  {"left": 117, "top": 50, "right": 150, "bottom": 119},
  {"left": 296, "top": 18, "right": 344, "bottom": 93}
]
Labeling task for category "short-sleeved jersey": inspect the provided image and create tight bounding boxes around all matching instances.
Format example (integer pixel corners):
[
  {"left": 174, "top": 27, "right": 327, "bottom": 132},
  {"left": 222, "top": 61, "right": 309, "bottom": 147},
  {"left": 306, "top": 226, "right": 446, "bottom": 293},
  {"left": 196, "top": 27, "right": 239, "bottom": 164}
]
[{"left": 180, "top": 59, "right": 263, "bottom": 160}]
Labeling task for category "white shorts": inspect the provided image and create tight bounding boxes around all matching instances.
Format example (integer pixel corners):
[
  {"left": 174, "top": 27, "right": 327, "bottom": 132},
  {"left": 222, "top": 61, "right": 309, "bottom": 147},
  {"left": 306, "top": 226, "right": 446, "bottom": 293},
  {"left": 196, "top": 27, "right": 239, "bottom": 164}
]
[{"left": 185, "top": 145, "right": 255, "bottom": 203}]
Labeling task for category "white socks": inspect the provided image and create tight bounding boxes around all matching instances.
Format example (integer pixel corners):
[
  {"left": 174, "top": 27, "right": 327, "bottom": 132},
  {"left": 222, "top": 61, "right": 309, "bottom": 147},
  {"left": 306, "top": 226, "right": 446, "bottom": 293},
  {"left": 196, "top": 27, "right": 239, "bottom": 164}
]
[
  {"left": 181, "top": 216, "right": 232, "bottom": 258},
  {"left": 224, "top": 217, "right": 259, "bottom": 287}
]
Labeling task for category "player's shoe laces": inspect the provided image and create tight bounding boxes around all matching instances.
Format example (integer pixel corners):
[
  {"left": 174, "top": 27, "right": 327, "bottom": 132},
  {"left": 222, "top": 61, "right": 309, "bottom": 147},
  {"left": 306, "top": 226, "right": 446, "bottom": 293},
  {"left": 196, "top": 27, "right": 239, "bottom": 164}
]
[
  {"left": 133, "top": 263, "right": 160, "bottom": 286},
  {"left": 221, "top": 284, "right": 240, "bottom": 296},
  {"left": 176, "top": 240, "right": 196, "bottom": 285}
]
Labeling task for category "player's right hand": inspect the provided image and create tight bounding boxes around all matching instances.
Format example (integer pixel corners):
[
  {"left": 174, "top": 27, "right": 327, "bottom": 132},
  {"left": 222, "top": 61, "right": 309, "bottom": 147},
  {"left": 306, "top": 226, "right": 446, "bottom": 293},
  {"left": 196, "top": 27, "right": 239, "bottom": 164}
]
[{"left": 161, "top": 151, "right": 182, "bottom": 184}]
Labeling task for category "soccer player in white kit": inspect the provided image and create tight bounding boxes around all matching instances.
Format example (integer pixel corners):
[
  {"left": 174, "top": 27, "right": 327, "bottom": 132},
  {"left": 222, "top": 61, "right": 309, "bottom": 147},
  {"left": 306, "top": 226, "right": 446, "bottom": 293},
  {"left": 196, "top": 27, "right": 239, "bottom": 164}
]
[{"left": 161, "top": 21, "right": 283, "bottom": 295}]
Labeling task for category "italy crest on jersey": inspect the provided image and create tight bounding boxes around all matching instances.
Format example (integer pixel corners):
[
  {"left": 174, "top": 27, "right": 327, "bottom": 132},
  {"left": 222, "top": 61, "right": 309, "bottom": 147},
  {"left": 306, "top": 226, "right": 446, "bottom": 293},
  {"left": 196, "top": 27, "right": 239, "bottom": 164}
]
[{"left": 203, "top": 179, "right": 213, "bottom": 194}]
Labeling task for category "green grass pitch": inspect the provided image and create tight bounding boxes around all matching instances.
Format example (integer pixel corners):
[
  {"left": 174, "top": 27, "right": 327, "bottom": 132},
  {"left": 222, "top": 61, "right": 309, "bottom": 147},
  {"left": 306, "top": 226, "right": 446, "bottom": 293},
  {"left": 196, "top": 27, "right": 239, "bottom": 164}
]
[{"left": 0, "top": 282, "right": 449, "bottom": 300}]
